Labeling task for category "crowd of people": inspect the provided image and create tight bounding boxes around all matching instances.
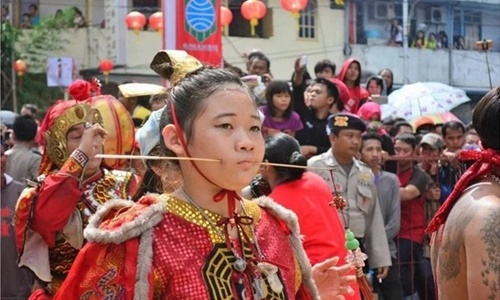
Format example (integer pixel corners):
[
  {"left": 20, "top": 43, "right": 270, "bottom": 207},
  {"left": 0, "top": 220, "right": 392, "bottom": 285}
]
[
  {"left": 1, "top": 4, "right": 87, "bottom": 29},
  {"left": 387, "top": 18, "right": 469, "bottom": 50},
  {"left": 1, "top": 48, "right": 499, "bottom": 300}
]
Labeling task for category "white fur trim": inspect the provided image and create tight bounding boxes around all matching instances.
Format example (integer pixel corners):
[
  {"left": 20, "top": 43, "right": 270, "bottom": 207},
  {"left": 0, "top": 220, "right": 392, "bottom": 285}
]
[
  {"left": 134, "top": 228, "right": 154, "bottom": 300},
  {"left": 84, "top": 197, "right": 167, "bottom": 244},
  {"left": 254, "top": 196, "right": 321, "bottom": 300}
]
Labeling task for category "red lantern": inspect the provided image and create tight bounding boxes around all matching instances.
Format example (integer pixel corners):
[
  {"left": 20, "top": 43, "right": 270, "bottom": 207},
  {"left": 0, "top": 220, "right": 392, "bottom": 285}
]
[
  {"left": 220, "top": 6, "right": 233, "bottom": 27},
  {"left": 125, "top": 11, "right": 146, "bottom": 33},
  {"left": 13, "top": 59, "right": 27, "bottom": 77},
  {"left": 149, "top": 12, "right": 163, "bottom": 32},
  {"left": 99, "top": 59, "right": 113, "bottom": 83},
  {"left": 241, "top": 0, "right": 267, "bottom": 36},
  {"left": 281, "top": 0, "right": 308, "bottom": 20}
]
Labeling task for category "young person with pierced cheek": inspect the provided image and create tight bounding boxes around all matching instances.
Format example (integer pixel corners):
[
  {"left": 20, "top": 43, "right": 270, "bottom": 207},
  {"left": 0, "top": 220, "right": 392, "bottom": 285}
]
[{"left": 52, "top": 51, "right": 356, "bottom": 300}]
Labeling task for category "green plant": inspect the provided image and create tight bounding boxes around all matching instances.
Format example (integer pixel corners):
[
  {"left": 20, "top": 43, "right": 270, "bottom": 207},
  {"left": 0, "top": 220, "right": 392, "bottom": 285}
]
[{"left": 1, "top": 8, "right": 75, "bottom": 112}]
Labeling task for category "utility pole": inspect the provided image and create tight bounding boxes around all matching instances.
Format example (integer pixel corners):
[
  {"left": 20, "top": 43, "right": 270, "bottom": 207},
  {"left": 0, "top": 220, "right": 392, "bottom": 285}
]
[{"left": 402, "top": 0, "right": 409, "bottom": 84}]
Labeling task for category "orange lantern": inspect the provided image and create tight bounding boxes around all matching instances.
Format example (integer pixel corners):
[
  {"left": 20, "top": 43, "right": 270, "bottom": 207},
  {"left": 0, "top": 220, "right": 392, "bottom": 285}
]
[
  {"left": 149, "top": 12, "right": 163, "bottom": 32},
  {"left": 280, "top": 0, "right": 308, "bottom": 23},
  {"left": 241, "top": 0, "right": 267, "bottom": 36},
  {"left": 125, "top": 11, "right": 146, "bottom": 33},
  {"left": 220, "top": 6, "right": 233, "bottom": 28},
  {"left": 13, "top": 59, "right": 27, "bottom": 77},
  {"left": 99, "top": 59, "right": 113, "bottom": 83},
  {"left": 91, "top": 95, "right": 135, "bottom": 170}
]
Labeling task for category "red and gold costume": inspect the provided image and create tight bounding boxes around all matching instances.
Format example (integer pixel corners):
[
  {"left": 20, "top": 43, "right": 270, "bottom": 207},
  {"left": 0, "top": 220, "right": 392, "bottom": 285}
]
[
  {"left": 14, "top": 80, "right": 139, "bottom": 298},
  {"left": 53, "top": 195, "right": 320, "bottom": 299}
]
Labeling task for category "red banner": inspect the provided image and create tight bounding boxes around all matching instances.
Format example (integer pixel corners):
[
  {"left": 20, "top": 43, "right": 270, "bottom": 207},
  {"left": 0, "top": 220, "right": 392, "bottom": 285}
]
[{"left": 162, "top": 0, "right": 222, "bottom": 67}]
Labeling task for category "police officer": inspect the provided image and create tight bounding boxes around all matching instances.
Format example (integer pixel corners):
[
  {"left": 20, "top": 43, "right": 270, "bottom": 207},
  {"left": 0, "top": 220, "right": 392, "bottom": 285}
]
[{"left": 308, "top": 113, "right": 391, "bottom": 281}]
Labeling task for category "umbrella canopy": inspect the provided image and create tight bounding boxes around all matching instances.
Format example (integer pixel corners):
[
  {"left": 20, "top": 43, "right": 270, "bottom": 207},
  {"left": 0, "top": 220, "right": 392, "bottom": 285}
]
[
  {"left": 386, "top": 82, "right": 470, "bottom": 121},
  {"left": 0, "top": 110, "right": 18, "bottom": 126},
  {"left": 410, "top": 112, "right": 461, "bottom": 128}
]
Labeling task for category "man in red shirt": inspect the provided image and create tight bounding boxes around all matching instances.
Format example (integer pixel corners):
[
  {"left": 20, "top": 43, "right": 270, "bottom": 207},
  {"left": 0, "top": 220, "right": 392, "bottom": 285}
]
[{"left": 394, "top": 133, "right": 435, "bottom": 300}]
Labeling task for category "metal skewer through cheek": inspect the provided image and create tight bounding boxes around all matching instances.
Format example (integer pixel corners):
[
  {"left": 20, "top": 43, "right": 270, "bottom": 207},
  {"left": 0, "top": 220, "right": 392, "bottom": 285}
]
[{"left": 95, "top": 154, "right": 337, "bottom": 171}]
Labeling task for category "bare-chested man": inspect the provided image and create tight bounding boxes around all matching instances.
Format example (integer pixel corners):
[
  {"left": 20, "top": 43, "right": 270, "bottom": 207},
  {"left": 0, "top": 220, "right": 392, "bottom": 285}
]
[{"left": 427, "top": 87, "right": 500, "bottom": 300}]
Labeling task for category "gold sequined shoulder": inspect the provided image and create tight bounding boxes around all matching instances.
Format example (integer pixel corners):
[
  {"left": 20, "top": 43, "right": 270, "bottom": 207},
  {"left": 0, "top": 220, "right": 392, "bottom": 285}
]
[{"left": 241, "top": 199, "right": 262, "bottom": 223}]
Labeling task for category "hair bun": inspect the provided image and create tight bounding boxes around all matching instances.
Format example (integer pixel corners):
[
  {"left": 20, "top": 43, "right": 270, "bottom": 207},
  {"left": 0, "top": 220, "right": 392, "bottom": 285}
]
[
  {"left": 150, "top": 50, "right": 204, "bottom": 86},
  {"left": 68, "top": 79, "right": 91, "bottom": 101}
]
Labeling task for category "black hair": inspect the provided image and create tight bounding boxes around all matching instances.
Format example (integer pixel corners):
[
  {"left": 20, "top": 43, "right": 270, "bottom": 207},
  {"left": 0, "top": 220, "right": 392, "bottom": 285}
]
[
  {"left": 13, "top": 115, "right": 37, "bottom": 142},
  {"left": 361, "top": 132, "right": 383, "bottom": 149},
  {"left": 264, "top": 133, "right": 306, "bottom": 184},
  {"left": 378, "top": 68, "right": 394, "bottom": 91},
  {"left": 314, "top": 78, "right": 343, "bottom": 111},
  {"left": 389, "top": 121, "right": 413, "bottom": 137},
  {"left": 347, "top": 60, "right": 362, "bottom": 86},
  {"left": 472, "top": 87, "right": 500, "bottom": 150},
  {"left": 394, "top": 133, "right": 417, "bottom": 149},
  {"left": 365, "top": 76, "right": 386, "bottom": 95},
  {"left": 29, "top": 4, "right": 37, "bottom": 10},
  {"left": 131, "top": 168, "right": 162, "bottom": 201},
  {"left": 265, "top": 80, "right": 293, "bottom": 119},
  {"left": 314, "top": 59, "right": 336, "bottom": 76},
  {"left": 249, "top": 54, "right": 271, "bottom": 73},
  {"left": 441, "top": 121, "right": 465, "bottom": 138}
]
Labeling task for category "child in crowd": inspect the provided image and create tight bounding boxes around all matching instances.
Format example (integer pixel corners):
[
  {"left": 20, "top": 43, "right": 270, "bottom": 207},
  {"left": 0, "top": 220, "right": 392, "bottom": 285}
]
[{"left": 259, "top": 80, "right": 303, "bottom": 137}]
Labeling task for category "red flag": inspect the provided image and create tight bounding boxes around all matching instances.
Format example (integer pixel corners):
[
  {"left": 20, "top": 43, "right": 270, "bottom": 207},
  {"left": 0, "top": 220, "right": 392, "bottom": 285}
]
[{"left": 162, "top": 0, "right": 222, "bottom": 67}]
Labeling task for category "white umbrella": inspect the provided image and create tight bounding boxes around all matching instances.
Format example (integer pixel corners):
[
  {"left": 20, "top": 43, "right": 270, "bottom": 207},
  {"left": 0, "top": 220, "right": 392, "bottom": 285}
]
[{"left": 387, "top": 82, "right": 470, "bottom": 121}]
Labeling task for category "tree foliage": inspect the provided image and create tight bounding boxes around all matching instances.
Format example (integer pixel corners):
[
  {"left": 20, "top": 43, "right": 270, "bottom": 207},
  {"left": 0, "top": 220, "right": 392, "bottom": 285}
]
[{"left": 1, "top": 8, "right": 77, "bottom": 112}]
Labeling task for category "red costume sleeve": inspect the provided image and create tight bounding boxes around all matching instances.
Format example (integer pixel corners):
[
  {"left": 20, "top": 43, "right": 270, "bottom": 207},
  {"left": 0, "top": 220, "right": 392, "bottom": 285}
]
[
  {"left": 53, "top": 238, "right": 141, "bottom": 300},
  {"left": 29, "top": 154, "right": 88, "bottom": 246}
]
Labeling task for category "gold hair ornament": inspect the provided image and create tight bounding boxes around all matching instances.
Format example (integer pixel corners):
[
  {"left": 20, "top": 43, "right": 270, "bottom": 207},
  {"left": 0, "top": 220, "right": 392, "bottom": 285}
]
[{"left": 150, "top": 50, "right": 204, "bottom": 85}]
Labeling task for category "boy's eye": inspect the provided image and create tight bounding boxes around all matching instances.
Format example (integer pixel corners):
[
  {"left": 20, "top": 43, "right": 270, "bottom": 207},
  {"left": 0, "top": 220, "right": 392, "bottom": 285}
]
[{"left": 250, "top": 126, "right": 261, "bottom": 132}]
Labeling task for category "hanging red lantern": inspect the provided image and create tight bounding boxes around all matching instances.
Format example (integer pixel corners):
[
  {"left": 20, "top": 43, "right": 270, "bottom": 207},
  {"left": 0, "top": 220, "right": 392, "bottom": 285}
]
[
  {"left": 99, "top": 59, "right": 113, "bottom": 83},
  {"left": 241, "top": 0, "right": 267, "bottom": 36},
  {"left": 220, "top": 6, "right": 233, "bottom": 27},
  {"left": 149, "top": 12, "right": 163, "bottom": 32},
  {"left": 280, "top": 0, "right": 308, "bottom": 21},
  {"left": 125, "top": 11, "right": 146, "bottom": 33},
  {"left": 13, "top": 59, "right": 27, "bottom": 77}
]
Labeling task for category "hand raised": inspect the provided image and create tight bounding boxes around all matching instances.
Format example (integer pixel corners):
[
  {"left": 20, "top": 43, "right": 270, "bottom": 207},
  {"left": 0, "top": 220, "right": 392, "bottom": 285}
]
[{"left": 312, "top": 257, "right": 356, "bottom": 300}]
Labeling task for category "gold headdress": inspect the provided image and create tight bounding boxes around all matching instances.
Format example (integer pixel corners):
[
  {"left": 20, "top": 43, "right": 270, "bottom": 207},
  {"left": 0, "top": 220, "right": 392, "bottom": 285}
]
[
  {"left": 38, "top": 80, "right": 103, "bottom": 174},
  {"left": 150, "top": 50, "right": 204, "bottom": 85},
  {"left": 44, "top": 104, "right": 102, "bottom": 168}
]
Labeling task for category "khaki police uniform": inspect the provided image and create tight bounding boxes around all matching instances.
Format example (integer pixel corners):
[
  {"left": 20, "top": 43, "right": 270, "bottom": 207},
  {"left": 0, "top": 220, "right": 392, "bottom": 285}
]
[{"left": 307, "top": 113, "right": 392, "bottom": 269}]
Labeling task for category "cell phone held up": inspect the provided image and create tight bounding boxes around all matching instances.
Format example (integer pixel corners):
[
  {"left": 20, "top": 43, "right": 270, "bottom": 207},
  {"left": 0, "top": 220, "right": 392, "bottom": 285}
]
[{"left": 299, "top": 55, "right": 308, "bottom": 68}]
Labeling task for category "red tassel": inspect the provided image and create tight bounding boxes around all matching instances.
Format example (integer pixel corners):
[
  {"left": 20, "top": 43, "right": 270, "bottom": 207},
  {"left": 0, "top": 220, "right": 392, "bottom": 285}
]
[{"left": 356, "top": 267, "right": 373, "bottom": 300}]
